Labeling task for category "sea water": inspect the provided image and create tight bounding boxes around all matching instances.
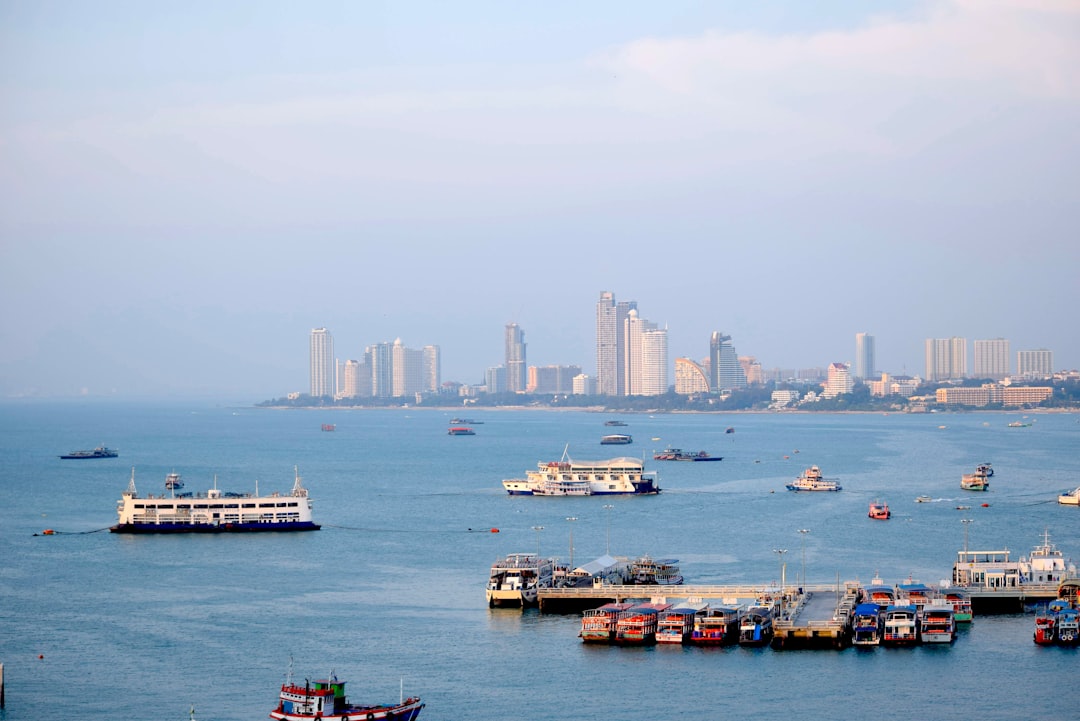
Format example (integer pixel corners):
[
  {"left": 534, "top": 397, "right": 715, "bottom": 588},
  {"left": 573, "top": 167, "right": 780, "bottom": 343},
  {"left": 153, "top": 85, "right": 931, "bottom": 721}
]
[{"left": 0, "top": 402, "right": 1077, "bottom": 721}]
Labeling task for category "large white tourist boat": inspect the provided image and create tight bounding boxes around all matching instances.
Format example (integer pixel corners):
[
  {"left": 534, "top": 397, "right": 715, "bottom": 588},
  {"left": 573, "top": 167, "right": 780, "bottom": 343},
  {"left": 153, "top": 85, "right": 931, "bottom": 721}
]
[
  {"left": 786, "top": 466, "right": 841, "bottom": 492},
  {"left": 110, "top": 467, "right": 319, "bottom": 533},
  {"left": 502, "top": 448, "right": 660, "bottom": 496}
]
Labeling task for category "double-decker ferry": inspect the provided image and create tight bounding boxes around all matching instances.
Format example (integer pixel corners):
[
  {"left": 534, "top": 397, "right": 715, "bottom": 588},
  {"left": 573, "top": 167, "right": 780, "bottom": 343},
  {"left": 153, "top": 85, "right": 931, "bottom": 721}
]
[
  {"left": 502, "top": 448, "right": 660, "bottom": 496},
  {"left": 110, "top": 466, "right": 320, "bottom": 533}
]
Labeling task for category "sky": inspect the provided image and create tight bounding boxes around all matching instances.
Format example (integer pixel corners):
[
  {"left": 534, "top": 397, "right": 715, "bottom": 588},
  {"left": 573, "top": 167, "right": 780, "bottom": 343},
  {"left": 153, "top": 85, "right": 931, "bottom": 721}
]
[{"left": 2, "top": 1, "right": 1078, "bottom": 401}]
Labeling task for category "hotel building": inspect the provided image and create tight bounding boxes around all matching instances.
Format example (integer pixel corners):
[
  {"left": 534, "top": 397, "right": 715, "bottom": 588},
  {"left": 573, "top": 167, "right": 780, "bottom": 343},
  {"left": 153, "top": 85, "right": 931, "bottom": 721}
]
[
  {"left": 854, "top": 332, "right": 875, "bottom": 380},
  {"left": 925, "top": 337, "right": 967, "bottom": 381},
  {"left": 1017, "top": 349, "right": 1054, "bottom": 378},
  {"left": 596, "top": 291, "right": 637, "bottom": 396}
]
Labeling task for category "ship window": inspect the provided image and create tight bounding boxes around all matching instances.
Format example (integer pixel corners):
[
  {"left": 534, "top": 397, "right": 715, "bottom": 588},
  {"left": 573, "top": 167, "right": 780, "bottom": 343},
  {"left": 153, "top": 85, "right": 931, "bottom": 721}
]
[
  {"left": 242, "top": 503, "right": 256, "bottom": 508},
  {"left": 210, "top": 504, "right": 224, "bottom": 509},
  {"left": 134, "top": 504, "right": 144, "bottom": 508},
  {"left": 288, "top": 502, "right": 298, "bottom": 507},
  {"left": 276, "top": 502, "right": 288, "bottom": 507},
  {"left": 194, "top": 504, "right": 208, "bottom": 509},
  {"left": 225, "top": 503, "right": 239, "bottom": 508},
  {"left": 177, "top": 504, "right": 190, "bottom": 509}
]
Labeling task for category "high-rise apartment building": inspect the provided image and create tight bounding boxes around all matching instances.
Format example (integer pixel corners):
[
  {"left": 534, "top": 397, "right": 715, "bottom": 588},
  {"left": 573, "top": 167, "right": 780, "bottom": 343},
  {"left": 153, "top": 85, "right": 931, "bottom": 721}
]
[
  {"left": 854, "top": 332, "right": 875, "bottom": 380},
  {"left": 674, "top": 357, "right": 710, "bottom": 395},
  {"left": 710, "top": 332, "right": 747, "bottom": 393},
  {"left": 640, "top": 327, "right": 669, "bottom": 396},
  {"left": 505, "top": 323, "right": 527, "bottom": 393},
  {"left": 974, "top": 338, "right": 1010, "bottom": 380},
  {"left": 370, "top": 342, "right": 393, "bottom": 398},
  {"left": 392, "top": 339, "right": 425, "bottom": 397},
  {"left": 1017, "top": 349, "right": 1054, "bottom": 378},
  {"left": 925, "top": 337, "right": 967, "bottom": 381},
  {"left": 309, "top": 327, "right": 335, "bottom": 398},
  {"left": 423, "top": 345, "right": 441, "bottom": 393},
  {"left": 596, "top": 291, "right": 637, "bottom": 396}
]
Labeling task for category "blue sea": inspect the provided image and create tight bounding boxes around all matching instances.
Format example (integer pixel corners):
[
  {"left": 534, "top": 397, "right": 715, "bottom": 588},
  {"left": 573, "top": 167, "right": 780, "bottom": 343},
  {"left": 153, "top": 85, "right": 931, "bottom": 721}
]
[{"left": 1, "top": 402, "right": 1077, "bottom": 721}]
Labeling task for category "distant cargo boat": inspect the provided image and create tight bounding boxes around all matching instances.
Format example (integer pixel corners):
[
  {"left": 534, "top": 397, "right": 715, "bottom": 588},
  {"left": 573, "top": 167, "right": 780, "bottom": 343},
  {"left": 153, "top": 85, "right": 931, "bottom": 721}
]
[
  {"left": 60, "top": 445, "right": 118, "bottom": 459},
  {"left": 600, "top": 434, "right": 632, "bottom": 445},
  {"left": 110, "top": 466, "right": 320, "bottom": 534},
  {"left": 502, "top": 448, "right": 660, "bottom": 496},
  {"left": 448, "top": 427, "right": 476, "bottom": 436}
]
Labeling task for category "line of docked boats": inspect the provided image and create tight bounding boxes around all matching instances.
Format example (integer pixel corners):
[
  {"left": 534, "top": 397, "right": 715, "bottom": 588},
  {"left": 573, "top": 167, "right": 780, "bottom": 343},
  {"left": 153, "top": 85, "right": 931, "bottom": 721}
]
[
  {"left": 580, "top": 600, "right": 771, "bottom": 647},
  {"left": 485, "top": 553, "right": 683, "bottom": 607}
]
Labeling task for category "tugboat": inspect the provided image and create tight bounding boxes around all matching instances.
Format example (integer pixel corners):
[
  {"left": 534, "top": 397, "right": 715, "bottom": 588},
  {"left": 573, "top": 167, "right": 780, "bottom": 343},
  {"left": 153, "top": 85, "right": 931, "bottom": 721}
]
[{"left": 269, "top": 672, "right": 423, "bottom": 721}]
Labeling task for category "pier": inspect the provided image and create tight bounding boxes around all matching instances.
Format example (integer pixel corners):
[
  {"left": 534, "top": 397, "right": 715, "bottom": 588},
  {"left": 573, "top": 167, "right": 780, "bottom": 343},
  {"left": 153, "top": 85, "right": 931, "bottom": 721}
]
[
  {"left": 538, "top": 581, "right": 1061, "bottom": 617},
  {"left": 772, "top": 583, "right": 861, "bottom": 649}
]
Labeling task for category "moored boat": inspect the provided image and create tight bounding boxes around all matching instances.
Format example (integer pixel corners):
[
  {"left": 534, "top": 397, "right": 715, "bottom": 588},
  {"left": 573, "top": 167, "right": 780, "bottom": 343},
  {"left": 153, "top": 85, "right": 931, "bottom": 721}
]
[
  {"left": 881, "top": 604, "right": 919, "bottom": 646},
  {"left": 60, "top": 445, "right": 118, "bottom": 459},
  {"left": 918, "top": 605, "right": 956, "bottom": 643},
  {"left": 942, "top": 590, "right": 973, "bottom": 623},
  {"left": 613, "top": 602, "right": 671, "bottom": 645},
  {"left": 689, "top": 605, "right": 741, "bottom": 646},
  {"left": 269, "top": 673, "right": 423, "bottom": 721},
  {"left": 580, "top": 602, "right": 635, "bottom": 643},
  {"left": 600, "top": 434, "right": 632, "bottom": 445},
  {"left": 1055, "top": 607, "right": 1080, "bottom": 645},
  {"left": 110, "top": 467, "right": 319, "bottom": 534},
  {"left": 868, "top": 501, "right": 890, "bottom": 520},
  {"left": 786, "top": 466, "right": 841, "bottom": 492},
  {"left": 738, "top": 606, "right": 774, "bottom": 646},
  {"left": 1033, "top": 603, "right": 1060, "bottom": 645},
  {"left": 630, "top": 556, "right": 684, "bottom": 585},
  {"left": 656, "top": 602, "right": 709, "bottom": 644},
  {"left": 852, "top": 603, "right": 883, "bottom": 646},
  {"left": 485, "top": 553, "right": 554, "bottom": 607},
  {"left": 502, "top": 448, "right": 660, "bottom": 496}
]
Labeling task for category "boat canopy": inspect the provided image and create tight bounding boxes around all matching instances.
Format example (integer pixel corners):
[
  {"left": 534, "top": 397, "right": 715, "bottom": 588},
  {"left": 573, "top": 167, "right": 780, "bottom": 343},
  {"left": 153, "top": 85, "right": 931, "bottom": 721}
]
[
  {"left": 575, "top": 554, "right": 622, "bottom": 575},
  {"left": 854, "top": 603, "right": 881, "bottom": 615}
]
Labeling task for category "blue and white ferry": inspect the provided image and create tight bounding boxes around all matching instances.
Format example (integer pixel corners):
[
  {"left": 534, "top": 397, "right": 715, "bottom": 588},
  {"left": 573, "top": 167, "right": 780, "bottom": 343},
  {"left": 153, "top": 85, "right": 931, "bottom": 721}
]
[{"left": 110, "top": 466, "right": 320, "bottom": 533}]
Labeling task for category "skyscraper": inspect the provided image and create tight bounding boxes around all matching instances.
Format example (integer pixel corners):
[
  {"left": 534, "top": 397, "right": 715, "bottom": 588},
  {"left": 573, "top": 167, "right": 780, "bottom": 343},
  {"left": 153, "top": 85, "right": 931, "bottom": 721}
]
[
  {"left": 309, "top": 327, "right": 335, "bottom": 398},
  {"left": 974, "top": 338, "right": 1010, "bottom": 380},
  {"left": 925, "top": 337, "right": 967, "bottom": 381},
  {"left": 854, "top": 332, "right": 875, "bottom": 380},
  {"left": 505, "top": 323, "right": 527, "bottom": 393},
  {"left": 596, "top": 291, "right": 636, "bottom": 396},
  {"left": 640, "top": 327, "right": 669, "bottom": 396},
  {"left": 710, "top": 332, "right": 747, "bottom": 393},
  {"left": 370, "top": 341, "right": 393, "bottom": 398}
]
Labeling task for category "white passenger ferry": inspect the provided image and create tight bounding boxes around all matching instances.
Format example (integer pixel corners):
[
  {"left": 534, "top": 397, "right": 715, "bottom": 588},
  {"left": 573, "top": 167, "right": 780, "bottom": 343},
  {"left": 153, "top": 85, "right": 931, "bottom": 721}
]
[
  {"left": 110, "top": 467, "right": 320, "bottom": 533},
  {"left": 501, "top": 449, "right": 660, "bottom": 496}
]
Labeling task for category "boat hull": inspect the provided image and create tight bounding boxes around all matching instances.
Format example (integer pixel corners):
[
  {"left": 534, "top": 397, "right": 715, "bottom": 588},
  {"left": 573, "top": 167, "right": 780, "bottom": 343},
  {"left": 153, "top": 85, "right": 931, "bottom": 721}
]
[
  {"left": 110, "top": 521, "right": 321, "bottom": 533},
  {"left": 270, "top": 698, "right": 424, "bottom": 721}
]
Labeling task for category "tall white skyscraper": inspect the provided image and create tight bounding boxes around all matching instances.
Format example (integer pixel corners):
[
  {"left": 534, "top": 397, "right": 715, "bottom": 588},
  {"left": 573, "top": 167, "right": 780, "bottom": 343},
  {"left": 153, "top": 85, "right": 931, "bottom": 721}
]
[
  {"left": 505, "top": 323, "right": 527, "bottom": 393},
  {"left": 309, "top": 328, "right": 335, "bottom": 398},
  {"left": 423, "top": 345, "right": 441, "bottom": 392},
  {"left": 640, "top": 327, "right": 669, "bottom": 396},
  {"left": 596, "top": 291, "right": 636, "bottom": 396},
  {"left": 370, "top": 342, "right": 393, "bottom": 398},
  {"left": 854, "top": 332, "right": 875, "bottom": 380},
  {"left": 974, "top": 338, "right": 1010, "bottom": 380}
]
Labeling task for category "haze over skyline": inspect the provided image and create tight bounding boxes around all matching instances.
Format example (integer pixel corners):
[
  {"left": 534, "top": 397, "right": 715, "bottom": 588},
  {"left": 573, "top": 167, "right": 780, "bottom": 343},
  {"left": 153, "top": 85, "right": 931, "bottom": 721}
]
[{"left": 2, "top": 1, "right": 1078, "bottom": 401}]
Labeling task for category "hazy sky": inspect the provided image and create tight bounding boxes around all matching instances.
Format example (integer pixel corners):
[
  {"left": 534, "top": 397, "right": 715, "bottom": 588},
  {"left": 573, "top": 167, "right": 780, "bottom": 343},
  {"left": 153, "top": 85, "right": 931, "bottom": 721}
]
[{"left": 2, "top": 1, "right": 1078, "bottom": 400}]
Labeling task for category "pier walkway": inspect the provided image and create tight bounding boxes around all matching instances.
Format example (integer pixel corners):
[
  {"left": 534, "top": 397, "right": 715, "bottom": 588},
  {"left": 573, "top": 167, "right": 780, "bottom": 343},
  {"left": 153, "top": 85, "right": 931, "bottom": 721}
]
[{"left": 538, "top": 583, "right": 838, "bottom": 614}]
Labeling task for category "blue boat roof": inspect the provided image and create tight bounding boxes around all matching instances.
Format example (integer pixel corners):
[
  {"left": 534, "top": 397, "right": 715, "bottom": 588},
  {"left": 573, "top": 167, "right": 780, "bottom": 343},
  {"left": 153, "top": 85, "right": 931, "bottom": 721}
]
[{"left": 855, "top": 603, "right": 881, "bottom": 614}]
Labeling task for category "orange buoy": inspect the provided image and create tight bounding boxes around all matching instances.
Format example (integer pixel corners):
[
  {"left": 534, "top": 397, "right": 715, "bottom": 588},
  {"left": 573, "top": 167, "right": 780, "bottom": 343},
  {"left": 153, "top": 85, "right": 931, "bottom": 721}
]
[{"left": 490, "top": 528, "right": 499, "bottom": 533}]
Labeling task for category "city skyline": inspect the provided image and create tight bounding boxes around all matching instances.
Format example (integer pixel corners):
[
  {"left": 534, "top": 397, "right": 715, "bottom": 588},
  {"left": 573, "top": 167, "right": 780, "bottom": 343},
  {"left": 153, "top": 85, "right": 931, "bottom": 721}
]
[{"left": 2, "top": 2, "right": 1077, "bottom": 399}]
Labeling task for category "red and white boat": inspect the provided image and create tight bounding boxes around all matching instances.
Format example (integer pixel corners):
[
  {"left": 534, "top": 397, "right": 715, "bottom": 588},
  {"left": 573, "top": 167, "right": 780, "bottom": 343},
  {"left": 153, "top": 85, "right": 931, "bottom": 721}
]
[
  {"left": 868, "top": 501, "right": 891, "bottom": 520},
  {"left": 269, "top": 673, "right": 423, "bottom": 721}
]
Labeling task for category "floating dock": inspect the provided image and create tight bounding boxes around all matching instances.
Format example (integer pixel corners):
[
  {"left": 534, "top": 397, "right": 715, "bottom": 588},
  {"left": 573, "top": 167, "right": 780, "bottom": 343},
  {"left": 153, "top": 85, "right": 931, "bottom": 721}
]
[{"left": 771, "top": 583, "right": 861, "bottom": 649}]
